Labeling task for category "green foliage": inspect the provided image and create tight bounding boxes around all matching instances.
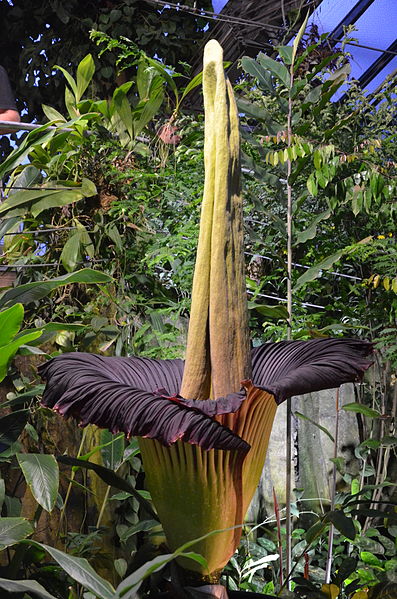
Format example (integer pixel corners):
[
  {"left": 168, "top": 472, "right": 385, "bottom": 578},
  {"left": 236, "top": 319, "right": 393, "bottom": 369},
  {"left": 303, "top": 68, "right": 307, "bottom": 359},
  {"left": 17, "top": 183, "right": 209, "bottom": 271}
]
[
  {"left": 0, "top": 0, "right": 213, "bottom": 124},
  {"left": 16, "top": 454, "right": 59, "bottom": 512},
  {"left": 0, "top": 25, "right": 396, "bottom": 599},
  {"left": 0, "top": 304, "right": 42, "bottom": 382},
  {"left": 0, "top": 578, "right": 57, "bottom": 599},
  {"left": 0, "top": 518, "right": 34, "bottom": 550}
]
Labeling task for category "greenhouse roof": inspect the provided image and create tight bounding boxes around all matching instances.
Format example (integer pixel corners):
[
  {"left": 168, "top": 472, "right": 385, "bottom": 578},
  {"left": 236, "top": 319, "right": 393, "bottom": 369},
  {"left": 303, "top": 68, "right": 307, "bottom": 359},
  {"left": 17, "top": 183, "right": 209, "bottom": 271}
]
[{"left": 209, "top": 0, "right": 397, "bottom": 94}]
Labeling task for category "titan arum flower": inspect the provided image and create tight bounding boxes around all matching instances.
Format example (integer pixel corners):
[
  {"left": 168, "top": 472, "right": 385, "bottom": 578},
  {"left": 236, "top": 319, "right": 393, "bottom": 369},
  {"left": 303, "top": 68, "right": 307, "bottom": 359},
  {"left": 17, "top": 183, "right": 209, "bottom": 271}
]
[{"left": 39, "top": 40, "right": 372, "bottom": 588}]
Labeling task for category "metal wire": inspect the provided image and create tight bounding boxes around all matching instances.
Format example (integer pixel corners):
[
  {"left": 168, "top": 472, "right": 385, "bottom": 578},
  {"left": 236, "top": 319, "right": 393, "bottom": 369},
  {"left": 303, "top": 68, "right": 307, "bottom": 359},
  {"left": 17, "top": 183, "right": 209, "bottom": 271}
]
[
  {"left": 244, "top": 251, "right": 363, "bottom": 281},
  {"left": 2, "top": 186, "right": 80, "bottom": 191},
  {"left": 145, "top": 0, "right": 397, "bottom": 57},
  {"left": 145, "top": 0, "right": 288, "bottom": 31},
  {"left": 247, "top": 289, "right": 327, "bottom": 310},
  {"left": 1, "top": 227, "right": 79, "bottom": 236},
  {"left": 0, "top": 225, "right": 362, "bottom": 281},
  {"left": 0, "top": 259, "right": 107, "bottom": 269}
]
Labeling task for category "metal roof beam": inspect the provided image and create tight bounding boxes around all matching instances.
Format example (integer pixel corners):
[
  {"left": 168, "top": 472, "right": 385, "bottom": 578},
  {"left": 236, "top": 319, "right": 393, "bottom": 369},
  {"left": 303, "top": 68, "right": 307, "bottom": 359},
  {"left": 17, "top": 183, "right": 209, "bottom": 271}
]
[
  {"left": 329, "top": 0, "right": 376, "bottom": 40},
  {"left": 358, "top": 38, "right": 397, "bottom": 89}
]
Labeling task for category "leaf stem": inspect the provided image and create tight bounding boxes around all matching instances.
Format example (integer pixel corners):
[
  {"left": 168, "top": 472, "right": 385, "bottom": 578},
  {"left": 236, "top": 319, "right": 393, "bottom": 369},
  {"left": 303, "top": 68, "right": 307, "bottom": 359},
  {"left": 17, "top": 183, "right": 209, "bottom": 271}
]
[
  {"left": 285, "top": 54, "right": 294, "bottom": 591},
  {"left": 57, "top": 427, "right": 88, "bottom": 539},
  {"left": 325, "top": 387, "right": 340, "bottom": 583}
]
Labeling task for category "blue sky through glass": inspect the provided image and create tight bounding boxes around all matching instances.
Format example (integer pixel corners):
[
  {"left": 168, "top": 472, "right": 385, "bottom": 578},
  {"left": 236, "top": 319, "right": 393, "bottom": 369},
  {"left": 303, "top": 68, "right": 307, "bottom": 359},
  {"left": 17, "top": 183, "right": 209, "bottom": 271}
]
[
  {"left": 310, "top": 0, "right": 397, "bottom": 93},
  {"left": 212, "top": 0, "right": 228, "bottom": 11}
]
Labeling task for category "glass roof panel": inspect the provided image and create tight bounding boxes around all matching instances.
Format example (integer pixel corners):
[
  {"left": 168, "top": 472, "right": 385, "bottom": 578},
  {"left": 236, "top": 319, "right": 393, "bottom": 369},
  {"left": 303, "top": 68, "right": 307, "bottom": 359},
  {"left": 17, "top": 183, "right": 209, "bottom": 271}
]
[
  {"left": 212, "top": 0, "right": 396, "bottom": 95},
  {"left": 309, "top": 0, "right": 397, "bottom": 93}
]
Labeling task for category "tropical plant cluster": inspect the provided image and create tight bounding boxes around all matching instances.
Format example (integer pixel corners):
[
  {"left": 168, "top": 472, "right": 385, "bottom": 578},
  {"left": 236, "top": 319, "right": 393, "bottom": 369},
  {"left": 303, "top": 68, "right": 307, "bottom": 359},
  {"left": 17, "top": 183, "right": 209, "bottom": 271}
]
[{"left": 0, "top": 24, "right": 396, "bottom": 599}]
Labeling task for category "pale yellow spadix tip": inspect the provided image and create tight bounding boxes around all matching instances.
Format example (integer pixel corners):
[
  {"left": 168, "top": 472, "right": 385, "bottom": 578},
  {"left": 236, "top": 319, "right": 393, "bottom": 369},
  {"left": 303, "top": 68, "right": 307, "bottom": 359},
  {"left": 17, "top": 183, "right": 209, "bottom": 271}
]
[{"left": 203, "top": 39, "right": 223, "bottom": 65}]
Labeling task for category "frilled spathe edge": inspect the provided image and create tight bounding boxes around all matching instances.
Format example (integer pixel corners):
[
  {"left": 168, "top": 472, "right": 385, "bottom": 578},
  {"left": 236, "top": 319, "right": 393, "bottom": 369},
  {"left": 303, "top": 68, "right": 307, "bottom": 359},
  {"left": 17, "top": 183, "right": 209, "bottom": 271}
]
[{"left": 39, "top": 337, "right": 373, "bottom": 451}]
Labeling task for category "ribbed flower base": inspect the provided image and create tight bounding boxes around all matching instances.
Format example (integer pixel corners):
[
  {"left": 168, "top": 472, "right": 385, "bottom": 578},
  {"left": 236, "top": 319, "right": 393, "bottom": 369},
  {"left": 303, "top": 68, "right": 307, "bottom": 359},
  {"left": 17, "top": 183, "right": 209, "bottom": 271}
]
[{"left": 139, "top": 384, "right": 277, "bottom": 575}]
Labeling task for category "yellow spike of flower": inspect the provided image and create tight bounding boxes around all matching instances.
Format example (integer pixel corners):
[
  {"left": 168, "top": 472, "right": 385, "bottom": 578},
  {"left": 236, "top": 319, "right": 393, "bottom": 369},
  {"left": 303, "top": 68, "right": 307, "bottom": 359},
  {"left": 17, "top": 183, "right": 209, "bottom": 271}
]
[{"left": 180, "top": 39, "right": 251, "bottom": 401}]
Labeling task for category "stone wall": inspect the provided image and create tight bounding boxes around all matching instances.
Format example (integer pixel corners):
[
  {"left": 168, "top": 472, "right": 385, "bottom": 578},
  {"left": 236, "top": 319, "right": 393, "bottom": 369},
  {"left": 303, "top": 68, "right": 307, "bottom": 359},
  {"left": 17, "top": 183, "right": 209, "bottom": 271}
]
[{"left": 247, "top": 384, "right": 361, "bottom": 523}]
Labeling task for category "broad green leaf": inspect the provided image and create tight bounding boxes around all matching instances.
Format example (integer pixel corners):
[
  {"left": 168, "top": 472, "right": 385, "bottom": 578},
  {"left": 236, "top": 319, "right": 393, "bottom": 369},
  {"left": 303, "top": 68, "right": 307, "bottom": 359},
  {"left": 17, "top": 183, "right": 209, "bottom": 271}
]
[
  {"left": 145, "top": 56, "right": 178, "bottom": 100},
  {"left": 0, "top": 577, "right": 57, "bottom": 599},
  {"left": 324, "top": 510, "right": 356, "bottom": 540},
  {"left": 257, "top": 52, "right": 290, "bottom": 88},
  {"left": 330, "top": 457, "right": 346, "bottom": 473},
  {"left": 0, "top": 304, "right": 23, "bottom": 346},
  {"left": 81, "top": 177, "right": 97, "bottom": 197},
  {"left": 237, "top": 99, "right": 283, "bottom": 134},
  {"left": 60, "top": 231, "right": 81, "bottom": 272},
  {"left": 0, "top": 179, "right": 96, "bottom": 220},
  {"left": 112, "top": 83, "right": 134, "bottom": 140},
  {"left": 31, "top": 190, "right": 87, "bottom": 218},
  {"left": 100, "top": 429, "right": 125, "bottom": 471},
  {"left": 293, "top": 250, "right": 344, "bottom": 290},
  {"left": 0, "top": 331, "right": 43, "bottom": 382},
  {"left": 350, "top": 507, "right": 397, "bottom": 521},
  {"left": 180, "top": 71, "right": 203, "bottom": 102},
  {"left": 133, "top": 90, "right": 164, "bottom": 140},
  {"left": 29, "top": 542, "right": 115, "bottom": 599},
  {"left": 0, "top": 124, "right": 56, "bottom": 180},
  {"left": 114, "top": 558, "right": 128, "bottom": 579},
  {"left": 360, "top": 551, "right": 383, "bottom": 567},
  {"left": 307, "top": 173, "right": 318, "bottom": 197},
  {"left": 76, "top": 222, "right": 94, "bottom": 258},
  {"left": 328, "top": 63, "right": 351, "bottom": 85},
  {"left": 65, "top": 85, "right": 77, "bottom": 118},
  {"left": 351, "top": 479, "right": 360, "bottom": 495},
  {"left": 106, "top": 223, "right": 123, "bottom": 250},
  {"left": 0, "top": 188, "right": 59, "bottom": 216},
  {"left": 118, "top": 519, "right": 159, "bottom": 542},
  {"left": 17, "top": 454, "right": 59, "bottom": 512},
  {"left": 294, "top": 209, "right": 331, "bottom": 245},
  {"left": 240, "top": 56, "right": 274, "bottom": 94},
  {"left": 115, "top": 550, "right": 208, "bottom": 597},
  {"left": 136, "top": 63, "right": 157, "bottom": 101},
  {"left": 54, "top": 64, "right": 78, "bottom": 97},
  {"left": 342, "top": 403, "right": 381, "bottom": 418},
  {"left": 0, "top": 269, "right": 112, "bottom": 308},
  {"left": 380, "top": 435, "right": 397, "bottom": 446},
  {"left": 277, "top": 45, "right": 293, "bottom": 65},
  {"left": 116, "top": 553, "right": 177, "bottom": 597},
  {"left": 0, "top": 517, "right": 33, "bottom": 549},
  {"left": 6, "top": 165, "right": 41, "bottom": 199},
  {"left": 2, "top": 387, "right": 44, "bottom": 410},
  {"left": 295, "top": 411, "right": 335, "bottom": 442},
  {"left": 333, "top": 557, "right": 358, "bottom": 587},
  {"left": 41, "top": 322, "right": 87, "bottom": 332},
  {"left": 249, "top": 303, "right": 289, "bottom": 321},
  {"left": 0, "top": 217, "right": 21, "bottom": 240},
  {"left": 0, "top": 410, "right": 29, "bottom": 451},
  {"left": 314, "top": 149, "right": 323, "bottom": 170},
  {"left": 78, "top": 434, "right": 124, "bottom": 463},
  {"left": 241, "top": 152, "right": 283, "bottom": 190},
  {"left": 76, "top": 54, "right": 95, "bottom": 102},
  {"left": 302, "top": 84, "right": 323, "bottom": 105},
  {"left": 42, "top": 104, "right": 67, "bottom": 123}
]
